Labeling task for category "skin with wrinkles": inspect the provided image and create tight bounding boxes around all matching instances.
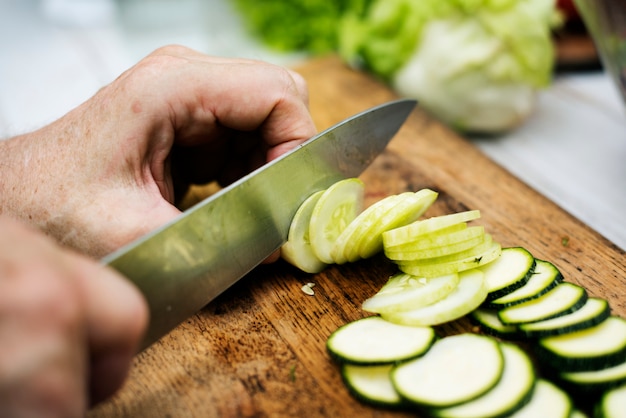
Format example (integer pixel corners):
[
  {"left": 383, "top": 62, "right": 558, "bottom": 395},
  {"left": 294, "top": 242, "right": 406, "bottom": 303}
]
[{"left": 0, "top": 45, "right": 317, "bottom": 417}]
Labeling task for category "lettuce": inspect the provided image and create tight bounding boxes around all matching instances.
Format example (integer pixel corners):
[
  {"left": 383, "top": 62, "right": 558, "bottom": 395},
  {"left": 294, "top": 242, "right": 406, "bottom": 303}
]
[{"left": 235, "top": 0, "right": 560, "bottom": 133}]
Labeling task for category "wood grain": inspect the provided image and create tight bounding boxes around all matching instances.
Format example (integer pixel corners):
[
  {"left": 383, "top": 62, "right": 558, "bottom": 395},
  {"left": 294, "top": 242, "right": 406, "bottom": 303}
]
[{"left": 89, "top": 56, "right": 625, "bottom": 418}]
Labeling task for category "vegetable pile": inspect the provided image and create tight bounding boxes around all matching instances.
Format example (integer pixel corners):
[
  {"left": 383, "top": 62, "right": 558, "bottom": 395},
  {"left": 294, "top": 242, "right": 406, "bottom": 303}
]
[
  {"left": 282, "top": 179, "right": 626, "bottom": 417},
  {"left": 233, "top": 0, "right": 561, "bottom": 134}
]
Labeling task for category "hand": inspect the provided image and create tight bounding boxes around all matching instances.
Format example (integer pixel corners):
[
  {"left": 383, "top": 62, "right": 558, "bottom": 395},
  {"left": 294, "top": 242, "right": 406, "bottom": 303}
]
[
  {"left": 0, "top": 46, "right": 317, "bottom": 258},
  {"left": 0, "top": 216, "right": 148, "bottom": 417}
]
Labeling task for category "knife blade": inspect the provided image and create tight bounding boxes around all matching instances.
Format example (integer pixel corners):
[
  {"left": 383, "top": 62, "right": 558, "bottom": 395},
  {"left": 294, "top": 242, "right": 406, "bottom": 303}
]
[{"left": 102, "top": 99, "right": 417, "bottom": 350}]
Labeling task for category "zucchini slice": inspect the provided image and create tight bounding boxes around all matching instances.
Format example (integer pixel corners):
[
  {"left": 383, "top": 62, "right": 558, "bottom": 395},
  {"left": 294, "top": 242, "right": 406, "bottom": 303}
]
[
  {"left": 396, "top": 241, "right": 501, "bottom": 278},
  {"left": 309, "top": 178, "right": 364, "bottom": 264},
  {"left": 356, "top": 189, "right": 438, "bottom": 260},
  {"left": 433, "top": 342, "right": 536, "bottom": 418},
  {"left": 330, "top": 194, "right": 403, "bottom": 264},
  {"left": 470, "top": 308, "right": 520, "bottom": 339},
  {"left": 326, "top": 316, "right": 436, "bottom": 365},
  {"left": 391, "top": 334, "right": 503, "bottom": 408},
  {"left": 518, "top": 297, "right": 611, "bottom": 338},
  {"left": 485, "top": 258, "right": 562, "bottom": 309},
  {"left": 382, "top": 269, "right": 487, "bottom": 326},
  {"left": 536, "top": 316, "right": 626, "bottom": 372},
  {"left": 281, "top": 190, "right": 327, "bottom": 273},
  {"left": 508, "top": 379, "right": 572, "bottom": 418},
  {"left": 341, "top": 364, "right": 404, "bottom": 408},
  {"left": 479, "top": 247, "right": 536, "bottom": 302},
  {"left": 361, "top": 272, "right": 460, "bottom": 314},
  {"left": 595, "top": 382, "right": 626, "bottom": 418},
  {"left": 498, "top": 282, "right": 588, "bottom": 325},
  {"left": 560, "top": 357, "right": 626, "bottom": 394},
  {"left": 382, "top": 210, "right": 481, "bottom": 248}
]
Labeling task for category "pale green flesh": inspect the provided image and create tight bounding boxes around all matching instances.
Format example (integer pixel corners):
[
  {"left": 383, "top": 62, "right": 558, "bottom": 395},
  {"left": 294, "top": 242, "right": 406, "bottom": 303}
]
[
  {"left": 382, "top": 269, "right": 487, "bottom": 326},
  {"left": 342, "top": 364, "right": 402, "bottom": 405},
  {"left": 330, "top": 194, "right": 404, "bottom": 264},
  {"left": 489, "top": 258, "right": 560, "bottom": 306},
  {"left": 600, "top": 382, "right": 626, "bottom": 417},
  {"left": 309, "top": 178, "right": 364, "bottom": 264},
  {"left": 540, "top": 316, "right": 626, "bottom": 357},
  {"left": 281, "top": 190, "right": 327, "bottom": 273},
  {"left": 519, "top": 297, "right": 608, "bottom": 334},
  {"left": 362, "top": 272, "right": 460, "bottom": 314},
  {"left": 327, "top": 316, "right": 435, "bottom": 364},
  {"left": 397, "top": 241, "right": 501, "bottom": 278},
  {"left": 508, "top": 380, "right": 572, "bottom": 418},
  {"left": 392, "top": 334, "right": 503, "bottom": 408},
  {"left": 498, "top": 282, "right": 587, "bottom": 325},
  {"left": 471, "top": 308, "right": 518, "bottom": 335},
  {"left": 434, "top": 343, "right": 535, "bottom": 418},
  {"left": 383, "top": 210, "right": 481, "bottom": 247},
  {"left": 479, "top": 247, "right": 535, "bottom": 294},
  {"left": 384, "top": 226, "right": 486, "bottom": 260},
  {"left": 562, "top": 359, "right": 626, "bottom": 384}
]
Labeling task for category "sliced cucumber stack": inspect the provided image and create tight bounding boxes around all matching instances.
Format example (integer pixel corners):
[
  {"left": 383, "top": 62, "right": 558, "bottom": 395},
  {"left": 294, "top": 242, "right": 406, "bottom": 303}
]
[{"left": 326, "top": 316, "right": 436, "bottom": 365}]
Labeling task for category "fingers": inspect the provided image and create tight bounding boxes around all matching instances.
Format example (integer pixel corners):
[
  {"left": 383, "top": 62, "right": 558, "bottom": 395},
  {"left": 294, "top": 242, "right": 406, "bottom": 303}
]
[{"left": 0, "top": 217, "right": 148, "bottom": 414}]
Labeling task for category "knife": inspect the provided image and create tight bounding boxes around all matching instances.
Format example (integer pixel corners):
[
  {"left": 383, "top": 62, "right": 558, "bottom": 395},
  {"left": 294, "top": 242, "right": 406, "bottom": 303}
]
[{"left": 102, "top": 99, "right": 417, "bottom": 350}]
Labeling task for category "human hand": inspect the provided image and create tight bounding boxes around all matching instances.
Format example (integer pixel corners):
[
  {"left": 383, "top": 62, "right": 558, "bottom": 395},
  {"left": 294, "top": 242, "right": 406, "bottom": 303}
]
[
  {"left": 0, "top": 216, "right": 148, "bottom": 417},
  {"left": 0, "top": 46, "right": 317, "bottom": 258}
]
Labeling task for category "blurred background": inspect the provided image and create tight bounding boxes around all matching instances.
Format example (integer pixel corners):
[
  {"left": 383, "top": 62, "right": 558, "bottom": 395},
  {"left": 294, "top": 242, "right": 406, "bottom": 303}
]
[{"left": 0, "top": 0, "right": 624, "bottom": 250}]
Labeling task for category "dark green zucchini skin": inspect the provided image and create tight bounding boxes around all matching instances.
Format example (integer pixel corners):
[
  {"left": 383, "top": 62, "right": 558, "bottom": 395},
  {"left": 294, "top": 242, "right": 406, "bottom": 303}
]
[{"left": 482, "top": 247, "right": 536, "bottom": 302}]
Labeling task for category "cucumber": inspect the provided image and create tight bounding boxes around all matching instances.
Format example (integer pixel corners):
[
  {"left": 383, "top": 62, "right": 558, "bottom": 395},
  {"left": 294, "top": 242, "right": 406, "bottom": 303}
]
[
  {"left": 479, "top": 247, "right": 536, "bottom": 302},
  {"left": 326, "top": 316, "right": 436, "bottom": 365},
  {"left": 382, "top": 269, "right": 487, "bottom": 327},
  {"left": 330, "top": 194, "right": 403, "bottom": 264},
  {"left": 396, "top": 241, "right": 501, "bottom": 278},
  {"left": 382, "top": 210, "right": 481, "bottom": 248},
  {"left": 432, "top": 342, "right": 536, "bottom": 418},
  {"left": 559, "top": 357, "right": 626, "bottom": 394},
  {"left": 498, "top": 282, "right": 588, "bottom": 325},
  {"left": 508, "top": 379, "right": 572, "bottom": 418},
  {"left": 391, "top": 233, "right": 493, "bottom": 266},
  {"left": 281, "top": 190, "right": 327, "bottom": 273},
  {"left": 309, "top": 178, "right": 364, "bottom": 264},
  {"left": 595, "top": 382, "right": 626, "bottom": 418},
  {"left": 361, "top": 272, "right": 460, "bottom": 314},
  {"left": 518, "top": 297, "right": 611, "bottom": 338},
  {"left": 391, "top": 334, "right": 503, "bottom": 408},
  {"left": 485, "top": 258, "right": 562, "bottom": 309},
  {"left": 383, "top": 225, "right": 484, "bottom": 258},
  {"left": 536, "top": 316, "right": 626, "bottom": 372},
  {"left": 356, "top": 189, "right": 438, "bottom": 260},
  {"left": 470, "top": 308, "right": 521, "bottom": 339},
  {"left": 341, "top": 364, "right": 404, "bottom": 408}
]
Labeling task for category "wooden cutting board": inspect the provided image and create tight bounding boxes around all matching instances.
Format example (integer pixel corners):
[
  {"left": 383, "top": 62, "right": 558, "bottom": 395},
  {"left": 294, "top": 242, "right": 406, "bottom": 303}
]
[{"left": 89, "top": 56, "right": 625, "bottom": 418}]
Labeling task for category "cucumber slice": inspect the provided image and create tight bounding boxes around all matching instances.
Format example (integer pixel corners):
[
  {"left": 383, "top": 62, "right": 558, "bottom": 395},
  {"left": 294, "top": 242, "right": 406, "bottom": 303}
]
[
  {"left": 391, "top": 334, "right": 503, "bottom": 408},
  {"left": 309, "top": 178, "right": 364, "bottom": 264},
  {"left": 536, "top": 316, "right": 626, "bottom": 372},
  {"left": 560, "top": 358, "right": 626, "bottom": 394},
  {"left": 478, "top": 247, "right": 536, "bottom": 302},
  {"left": 362, "top": 272, "right": 460, "bottom": 314},
  {"left": 570, "top": 409, "right": 590, "bottom": 418},
  {"left": 486, "top": 258, "right": 562, "bottom": 309},
  {"left": 397, "top": 241, "right": 501, "bottom": 278},
  {"left": 508, "top": 379, "right": 572, "bottom": 418},
  {"left": 519, "top": 297, "right": 611, "bottom": 338},
  {"left": 470, "top": 308, "right": 520, "bottom": 339},
  {"left": 341, "top": 364, "right": 404, "bottom": 408},
  {"left": 382, "top": 269, "right": 487, "bottom": 327},
  {"left": 433, "top": 342, "right": 536, "bottom": 418},
  {"left": 498, "top": 282, "right": 588, "bottom": 325},
  {"left": 596, "top": 382, "right": 626, "bottom": 418},
  {"left": 384, "top": 226, "right": 486, "bottom": 261},
  {"left": 357, "top": 189, "right": 438, "bottom": 260},
  {"left": 330, "top": 194, "right": 403, "bottom": 264},
  {"left": 382, "top": 210, "right": 481, "bottom": 248},
  {"left": 326, "top": 316, "right": 436, "bottom": 365},
  {"left": 281, "top": 190, "right": 327, "bottom": 273}
]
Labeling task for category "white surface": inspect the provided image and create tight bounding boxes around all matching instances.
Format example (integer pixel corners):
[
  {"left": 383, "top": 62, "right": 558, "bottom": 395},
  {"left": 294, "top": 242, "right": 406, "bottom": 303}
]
[{"left": 1, "top": 0, "right": 625, "bottom": 250}]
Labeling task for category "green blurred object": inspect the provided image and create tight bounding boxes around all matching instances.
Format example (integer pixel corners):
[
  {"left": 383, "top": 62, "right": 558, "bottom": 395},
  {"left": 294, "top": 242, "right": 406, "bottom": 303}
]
[{"left": 232, "top": 0, "right": 370, "bottom": 54}]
